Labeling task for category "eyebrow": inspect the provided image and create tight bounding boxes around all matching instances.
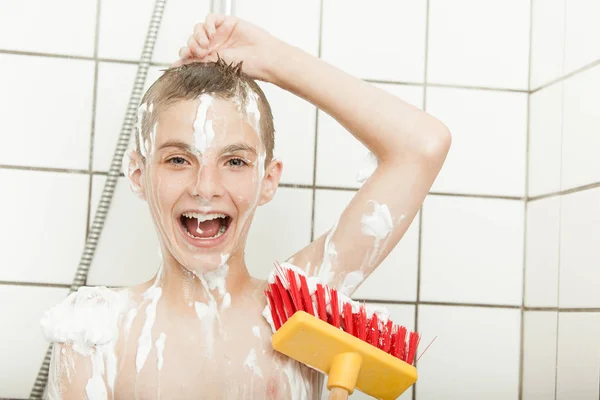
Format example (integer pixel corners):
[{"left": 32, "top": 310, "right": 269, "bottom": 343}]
[
  {"left": 220, "top": 143, "right": 258, "bottom": 157},
  {"left": 157, "top": 140, "right": 194, "bottom": 152},
  {"left": 157, "top": 140, "right": 257, "bottom": 157}
]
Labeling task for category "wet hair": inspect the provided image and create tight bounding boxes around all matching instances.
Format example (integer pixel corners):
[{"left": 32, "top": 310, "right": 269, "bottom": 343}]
[{"left": 135, "top": 57, "right": 275, "bottom": 163}]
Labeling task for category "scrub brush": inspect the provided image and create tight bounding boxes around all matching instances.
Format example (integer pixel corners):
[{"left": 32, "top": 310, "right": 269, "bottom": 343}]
[{"left": 264, "top": 263, "right": 420, "bottom": 400}]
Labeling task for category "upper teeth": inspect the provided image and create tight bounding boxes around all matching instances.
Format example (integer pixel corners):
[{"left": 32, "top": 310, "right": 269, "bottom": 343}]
[{"left": 182, "top": 212, "right": 226, "bottom": 222}]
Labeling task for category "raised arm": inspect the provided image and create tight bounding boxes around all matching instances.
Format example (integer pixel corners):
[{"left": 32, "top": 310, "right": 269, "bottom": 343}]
[
  {"left": 270, "top": 44, "right": 451, "bottom": 294},
  {"left": 178, "top": 14, "right": 451, "bottom": 295}
]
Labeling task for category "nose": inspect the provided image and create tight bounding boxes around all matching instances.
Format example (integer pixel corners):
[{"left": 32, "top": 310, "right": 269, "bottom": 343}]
[{"left": 190, "top": 162, "right": 224, "bottom": 201}]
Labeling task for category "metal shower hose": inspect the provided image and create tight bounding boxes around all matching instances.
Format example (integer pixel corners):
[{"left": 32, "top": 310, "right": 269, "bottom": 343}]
[{"left": 29, "top": 0, "right": 168, "bottom": 397}]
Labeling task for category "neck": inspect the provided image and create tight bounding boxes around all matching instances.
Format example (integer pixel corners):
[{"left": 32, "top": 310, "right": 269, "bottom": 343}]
[{"left": 152, "top": 250, "right": 253, "bottom": 311}]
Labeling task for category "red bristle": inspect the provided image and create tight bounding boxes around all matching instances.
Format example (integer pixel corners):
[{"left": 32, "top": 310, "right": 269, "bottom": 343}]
[
  {"left": 382, "top": 320, "right": 393, "bottom": 353},
  {"left": 275, "top": 261, "right": 288, "bottom": 286},
  {"left": 269, "top": 283, "right": 287, "bottom": 324},
  {"left": 265, "top": 290, "right": 282, "bottom": 330},
  {"left": 397, "top": 326, "right": 407, "bottom": 362},
  {"left": 369, "top": 313, "right": 380, "bottom": 347},
  {"left": 390, "top": 328, "right": 399, "bottom": 357},
  {"left": 406, "top": 332, "right": 420, "bottom": 365},
  {"left": 329, "top": 288, "right": 341, "bottom": 328},
  {"left": 266, "top": 262, "right": 424, "bottom": 360},
  {"left": 315, "top": 284, "right": 328, "bottom": 322},
  {"left": 298, "top": 274, "right": 315, "bottom": 316},
  {"left": 357, "top": 305, "right": 367, "bottom": 341},
  {"left": 343, "top": 302, "right": 354, "bottom": 336},
  {"left": 274, "top": 276, "right": 295, "bottom": 317},
  {"left": 365, "top": 314, "right": 373, "bottom": 344},
  {"left": 286, "top": 268, "right": 304, "bottom": 312}
]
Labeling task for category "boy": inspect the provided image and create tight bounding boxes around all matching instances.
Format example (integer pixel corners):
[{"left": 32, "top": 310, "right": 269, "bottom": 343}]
[{"left": 42, "top": 13, "right": 450, "bottom": 399}]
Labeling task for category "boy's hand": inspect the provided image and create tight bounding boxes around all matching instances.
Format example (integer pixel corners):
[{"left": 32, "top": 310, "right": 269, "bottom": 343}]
[{"left": 174, "top": 13, "right": 283, "bottom": 82}]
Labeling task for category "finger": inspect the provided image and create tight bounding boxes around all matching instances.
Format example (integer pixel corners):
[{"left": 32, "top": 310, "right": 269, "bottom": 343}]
[
  {"left": 193, "top": 23, "right": 210, "bottom": 48},
  {"left": 178, "top": 46, "right": 191, "bottom": 60},
  {"left": 205, "top": 13, "right": 227, "bottom": 38},
  {"left": 187, "top": 35, "right": 207, "bottom": 58}
]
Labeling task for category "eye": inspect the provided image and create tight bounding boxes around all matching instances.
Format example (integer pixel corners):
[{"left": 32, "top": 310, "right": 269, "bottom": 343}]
[
  {"left": 227, "top": 158, "right": 248, "bottom": 168},
  {"left": 167, "top": 156, "right": 189, "bottom": 166}
]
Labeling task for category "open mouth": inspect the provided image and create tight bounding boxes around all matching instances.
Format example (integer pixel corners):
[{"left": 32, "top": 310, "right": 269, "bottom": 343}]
[{"left": 179, "top": 212, "right": 232, "bottom": 241}]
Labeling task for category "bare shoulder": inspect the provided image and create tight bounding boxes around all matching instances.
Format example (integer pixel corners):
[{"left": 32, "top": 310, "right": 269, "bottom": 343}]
[
  {"left": 41, "top": 286, "right": 138, "bottom": 348},
  {"left": 41, "top": 285, "right": 145, "bottom": 399}
]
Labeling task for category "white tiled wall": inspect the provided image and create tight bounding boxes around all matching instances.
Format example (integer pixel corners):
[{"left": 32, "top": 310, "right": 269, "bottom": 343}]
[
  {"left": 525, "top": 2, "right": 600, "bottom": 400},
  {"left": 0, "top": 286, "right": 69, "bottom": 399},
  {"left": 560, "top": 64, "right": 600, "bottom": 191},
  {"left": 525, "top": 197, "right": 560, "bottom": 308},
  {"left": 556, "top": 313, "right": 600, "bottom": 400},
  {"left": 416, "top": 305, "right": 522, "bottom": 400},
  {"left": 427, "top": 0, "right": 530, "bottom": 90},
  {"left": 426, "top": 86, "right": 528, "bottom": 197},
  {"left": 321, "top": 0, "right": 427, "bottom": 83},
  {"left": 529, "top": 0, "right": 565, "bottom": 91},
  {"left": 1, "top": 0, "right": 599, "bottom": 399},
  {"left": 0, "top": 54, "right": 95, "bottom": 170},
  {"left": 522, "top": 311, "right": 558, "bottom": 400},
  {"left": 420, "top": 195, "right": 524, "bottom": 306}
]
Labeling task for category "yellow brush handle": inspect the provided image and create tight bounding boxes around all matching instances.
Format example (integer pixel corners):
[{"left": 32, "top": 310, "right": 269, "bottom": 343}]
[
  {"left": 327, "top": 352, "right": 362, "bottom": 396},
  {"left": 329, "top": 387, "right": 350, "bottom": 400}
]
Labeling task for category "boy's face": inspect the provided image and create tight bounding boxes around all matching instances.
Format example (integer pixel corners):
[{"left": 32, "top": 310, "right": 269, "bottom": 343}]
[{"left": 129, "top": 96, "right": 281, "bottom": 275}]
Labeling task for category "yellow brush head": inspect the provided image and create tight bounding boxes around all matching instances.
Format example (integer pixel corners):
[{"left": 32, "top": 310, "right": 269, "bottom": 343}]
[{"left": 272, "top": 311, "right": 418, "bottom": 400}]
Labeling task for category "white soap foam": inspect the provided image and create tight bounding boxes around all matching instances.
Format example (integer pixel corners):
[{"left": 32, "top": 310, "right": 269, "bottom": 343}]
[
  {"left": 339, "top": 270, "right": 364, "bottom": 295},
  {"left": 356, "top": 151, "right": 378, "bottom": 183},
  {"left": 40, "top": 286, "right": 129, "bottom": 355},
  {"left": 243, "top": 348, "right": 263, "bottom": 378},
  {"left": 361, "top": 201, "right": 393, "bottom": 239},
  {"left": 135, "top": 285, "right": 162, "bottom": 373},
  {"left": 220, "top": 292, "right": 231, "bottom": 310},
  {"left": 316, "top": 220, "right": 338, "bottom": 285},
  {"left": 203, "top": 254, "right": 230, "bottom": 295},
  {"left": 252, "top": 325, "right": 261, "bottom": 340},
  {"left": 85, "top": 350, "right": 107, "bottom": 400},
  {"left": 155, "top": 332, "right": 166, "bottom": 371},
  {"left": 361, "top": 201, "right": 399, "bottom": 267},
  {"left": 194, "top": 301, "right": 208, "bottom": 319},
  {"left": 193, "top": 94, "right": 215, "bottom": 154}
]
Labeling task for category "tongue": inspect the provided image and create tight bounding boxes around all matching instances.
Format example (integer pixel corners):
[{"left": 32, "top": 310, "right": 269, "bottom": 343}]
[{"left": 185, "top": 218, "right": 221, "bottom": 238}]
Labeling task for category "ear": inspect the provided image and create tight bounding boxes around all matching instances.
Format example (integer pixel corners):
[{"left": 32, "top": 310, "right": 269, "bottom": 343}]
[
  {"left": 127, "top": 151, "right": 147, "bottom": 200},
  {"left": 259, "top": 158, "right": 283, "bottom": 206}
]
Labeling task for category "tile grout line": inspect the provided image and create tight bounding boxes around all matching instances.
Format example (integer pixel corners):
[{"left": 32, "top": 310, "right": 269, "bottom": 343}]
[
  {"left": 519, "top": 1, "right": 535, "bottom": 398},
  {"left": 85, "top": 0, "right": 103, "bottom": 243},
  {"left": 413, "top": 2, "right": 431, "bottom": 399},
  {"left": 529, "top": 181, "right": 600, "bottom": 201},
  {"left": 82, "top": 0, "right": 104, "bottom": 289},
  {"left": 530, "top": 56, "right": 600, "bottom": 95},
  {"left": 0, "top": 164, "right": 90, "bottom": 175},
  {"left": 357, "top": 299, "right": 522, "bottom": 309},
  {"left": 554, "top": 1, "right": 569, "bottom": 398},
  {"left": 0, "top": 48, "right": 171, "bottom": 68},
  {"left": 0, "top": 280, "right": 71, "bottom": 289},
  {"left": 310, "top": 0, "right": 325, "bottom": 243}
]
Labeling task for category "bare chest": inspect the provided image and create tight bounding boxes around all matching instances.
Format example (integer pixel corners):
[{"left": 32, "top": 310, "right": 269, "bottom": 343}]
[{"left": 112, "top": 307, "right": 322, "bottom": 399}]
